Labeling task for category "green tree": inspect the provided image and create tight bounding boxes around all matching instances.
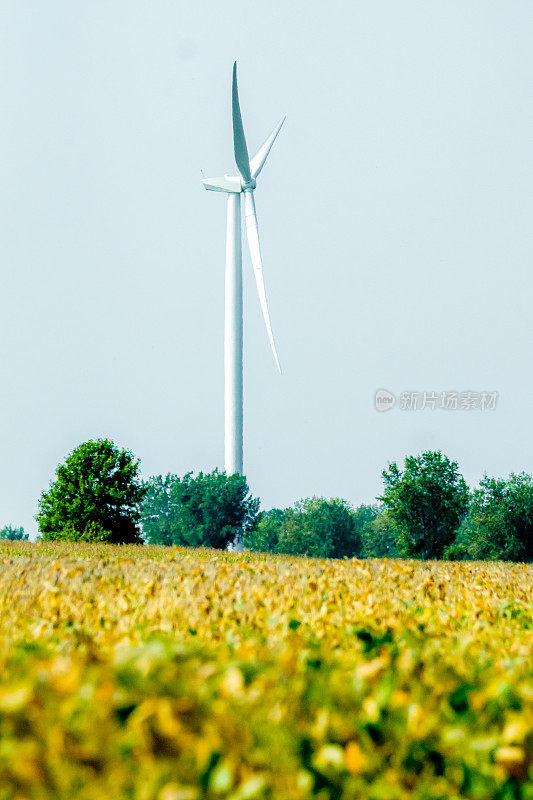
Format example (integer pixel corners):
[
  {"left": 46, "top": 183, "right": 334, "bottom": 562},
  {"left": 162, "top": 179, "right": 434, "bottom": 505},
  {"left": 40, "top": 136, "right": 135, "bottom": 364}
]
[
  {"left": 36, "top": 439, "right": 146, "bottom": 543},
  {"left": 351, "top": 504, "right": 380, "bottom": 554},
  {"left": 447, "top": 473, "right": 533, "bottom": 562},
  {"left": 277, "top": 497, "right": 358, "bottom": 558},
  {"left": 442, "top": 516, "right": 477, "bottom": 561},
  {"left": 380, "top": 450, "right": 469, "bottom": 559},
  {"left": 243, "top": 507, "right": 286, "bottom": 552},
  {"left": 141, "top": 474, "right": 178, "bottom": 546},
  {"left": 360, "top": 512, "right": 401, "bottom": 558},
  {"left": 141, "top": 470, "right": 260, "bottom": 550},
  {"left": 0, "top": 525, "right": 28, "bottom": 541}
]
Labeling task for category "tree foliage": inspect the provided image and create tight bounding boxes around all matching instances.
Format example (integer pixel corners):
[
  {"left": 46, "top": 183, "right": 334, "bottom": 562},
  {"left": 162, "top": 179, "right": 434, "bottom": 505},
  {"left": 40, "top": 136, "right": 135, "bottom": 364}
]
[
  {"left": 141, "top": 470, "right": 260, "bottom": 550},
  {"left": 446, "top": 473, "right": 533, "bottom": 562},
  {"left": 350, "top": 504, "right": 380, "bottom": 555},
  {"left": 36, "top": 439, "right": 146, "bottom": 544},
  {"left": 0, "top": 525, "right": 28, "bottom": 541},
  {"left": 276, "top": 497, "right": 359, "bottom": 559},
  {"left": 245, "top": 502, "right": 393, "bottom": 560},
  {"left": 243, "top": 507, "right": 285, "bottom": 553},
  {"left": 380, "top": 451, "right": 469, "bottom": 559},
  {"left": 360, "top": 511, "right": 401, "bottom": 558},
  {"left": 140, "top": 474, "right": 177, "bottom": 546}
]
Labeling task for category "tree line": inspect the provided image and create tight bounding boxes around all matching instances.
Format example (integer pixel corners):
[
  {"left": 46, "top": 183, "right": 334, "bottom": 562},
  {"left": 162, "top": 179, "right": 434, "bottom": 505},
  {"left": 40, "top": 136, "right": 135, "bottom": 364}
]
[{"left": 2, "top": 440, "right": 531, "bottom": 562}]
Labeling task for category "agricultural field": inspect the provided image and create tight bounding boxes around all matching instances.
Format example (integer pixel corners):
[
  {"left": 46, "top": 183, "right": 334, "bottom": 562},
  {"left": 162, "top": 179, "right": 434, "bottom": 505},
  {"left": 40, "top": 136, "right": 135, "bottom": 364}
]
[{"left": 0, "top": 542, "right": 531, "bottom": 800}]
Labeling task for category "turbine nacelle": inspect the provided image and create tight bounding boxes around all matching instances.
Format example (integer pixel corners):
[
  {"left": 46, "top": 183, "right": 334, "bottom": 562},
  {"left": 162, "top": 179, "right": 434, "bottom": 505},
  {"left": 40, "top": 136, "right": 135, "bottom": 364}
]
[
  {"left": 202, "top": 174, "right": 257, "bottom": 193},
  {"left": 202, "top": 175, "right": 241, "bottom": 193}
]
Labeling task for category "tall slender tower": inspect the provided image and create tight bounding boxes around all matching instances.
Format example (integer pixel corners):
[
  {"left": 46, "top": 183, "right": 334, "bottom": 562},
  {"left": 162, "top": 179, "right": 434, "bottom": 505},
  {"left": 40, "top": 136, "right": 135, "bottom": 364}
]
[
  {"left": 224, "top": 192, "right": 243, "bottom": 474},
  {"left": 202, "top": 62, "right": 284, "bottom": 475}
]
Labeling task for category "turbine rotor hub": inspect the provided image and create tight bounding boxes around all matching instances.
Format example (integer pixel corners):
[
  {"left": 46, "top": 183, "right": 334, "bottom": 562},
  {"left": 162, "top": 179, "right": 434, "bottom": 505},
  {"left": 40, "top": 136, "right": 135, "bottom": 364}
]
[{"left": 241, "top": 177, "right": 256, "bottom": 190}]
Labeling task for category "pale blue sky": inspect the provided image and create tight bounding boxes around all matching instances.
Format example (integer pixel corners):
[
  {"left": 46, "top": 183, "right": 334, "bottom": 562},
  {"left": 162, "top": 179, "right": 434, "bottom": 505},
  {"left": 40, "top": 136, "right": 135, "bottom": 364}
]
[{"left": 1, "top": 1, "right": 532, "bottom": 538}]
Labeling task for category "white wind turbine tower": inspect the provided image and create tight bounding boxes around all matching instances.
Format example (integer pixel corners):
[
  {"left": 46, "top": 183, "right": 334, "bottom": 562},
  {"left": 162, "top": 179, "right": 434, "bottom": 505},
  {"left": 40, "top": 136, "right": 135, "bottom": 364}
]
[{"left": 202, "top": 62, "right": 285, "bottom": 476}]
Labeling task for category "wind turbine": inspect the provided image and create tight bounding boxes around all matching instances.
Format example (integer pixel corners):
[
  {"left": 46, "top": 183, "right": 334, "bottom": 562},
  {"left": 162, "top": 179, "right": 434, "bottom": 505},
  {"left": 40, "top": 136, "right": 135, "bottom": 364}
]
[{"left": 202, "top": 62, "right": 285, "bottom": 476}]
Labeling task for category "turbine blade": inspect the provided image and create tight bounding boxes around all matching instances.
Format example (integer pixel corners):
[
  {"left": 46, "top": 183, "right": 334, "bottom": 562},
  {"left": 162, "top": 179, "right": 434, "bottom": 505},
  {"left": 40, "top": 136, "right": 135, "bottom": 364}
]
[
  {"left": 243, "top": 190, "right": 281, "bottom": 373},
  {"left": 232, "top": 62, "right": 252, "bottom": 183},
  {"left": 250, "top": 116, "right": 286, "bottom": 179}
]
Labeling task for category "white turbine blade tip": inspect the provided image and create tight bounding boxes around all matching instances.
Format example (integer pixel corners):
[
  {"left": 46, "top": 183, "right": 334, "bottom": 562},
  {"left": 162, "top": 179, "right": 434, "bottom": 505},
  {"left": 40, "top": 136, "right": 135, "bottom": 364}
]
[
  {"left": 243, "top": 190, "right": 281, "bottom": 373},
  {"left": 232, "top": 63, "right": 252, "bottom": 182},
  {"left": 250, "top": 116, "right": 286, "bottom": 179}
]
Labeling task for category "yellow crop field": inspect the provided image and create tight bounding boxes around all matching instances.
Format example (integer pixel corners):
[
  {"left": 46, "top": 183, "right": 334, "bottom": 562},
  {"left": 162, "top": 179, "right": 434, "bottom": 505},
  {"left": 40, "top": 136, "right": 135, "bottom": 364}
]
[{"left": 0, "top": 541, "right": 531, "bottom": 800}]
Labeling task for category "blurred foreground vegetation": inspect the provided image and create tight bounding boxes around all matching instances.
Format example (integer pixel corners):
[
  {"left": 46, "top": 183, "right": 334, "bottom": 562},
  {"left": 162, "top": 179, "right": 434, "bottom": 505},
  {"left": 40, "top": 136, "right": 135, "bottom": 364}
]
[{"left": 0, "top": 541, "right": 531, "bottom": 799}]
